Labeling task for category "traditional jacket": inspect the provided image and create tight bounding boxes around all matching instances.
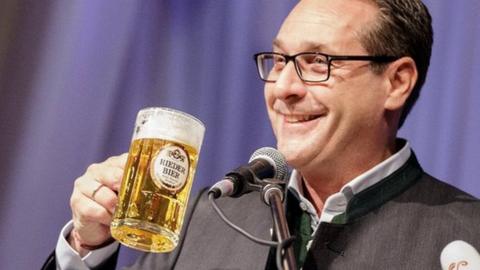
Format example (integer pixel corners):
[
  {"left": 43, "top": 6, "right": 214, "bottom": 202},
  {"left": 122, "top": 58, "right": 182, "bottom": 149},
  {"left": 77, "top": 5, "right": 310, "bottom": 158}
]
[{"left": 43, "top": 153, "right": 480, "bottom": 269}]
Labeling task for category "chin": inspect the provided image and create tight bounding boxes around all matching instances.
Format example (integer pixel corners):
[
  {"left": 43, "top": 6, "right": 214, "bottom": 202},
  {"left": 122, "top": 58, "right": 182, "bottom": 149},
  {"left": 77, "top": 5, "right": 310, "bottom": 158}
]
[{"left": 276, "top": 141, "right": 311, "bottom": 169}]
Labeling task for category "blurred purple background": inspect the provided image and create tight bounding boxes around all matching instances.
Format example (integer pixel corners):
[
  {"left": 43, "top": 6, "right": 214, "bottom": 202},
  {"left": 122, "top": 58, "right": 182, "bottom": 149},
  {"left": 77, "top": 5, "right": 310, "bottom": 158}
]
[{"left": 0, "top": 1, "right": 478, "bottom": 269}]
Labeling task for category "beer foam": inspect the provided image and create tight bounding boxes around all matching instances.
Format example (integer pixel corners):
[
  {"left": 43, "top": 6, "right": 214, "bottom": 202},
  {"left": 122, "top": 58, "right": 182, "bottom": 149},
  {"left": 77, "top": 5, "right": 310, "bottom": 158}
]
[{"left": 134, "top": 108, "right": 205, "bottom": 150}]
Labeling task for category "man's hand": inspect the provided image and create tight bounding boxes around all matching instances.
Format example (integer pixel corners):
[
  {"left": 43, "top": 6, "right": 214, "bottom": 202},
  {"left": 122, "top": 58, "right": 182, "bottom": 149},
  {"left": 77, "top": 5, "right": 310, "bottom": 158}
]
[{"left": 68, "top": 153, "right": 128, "bottom": 257}]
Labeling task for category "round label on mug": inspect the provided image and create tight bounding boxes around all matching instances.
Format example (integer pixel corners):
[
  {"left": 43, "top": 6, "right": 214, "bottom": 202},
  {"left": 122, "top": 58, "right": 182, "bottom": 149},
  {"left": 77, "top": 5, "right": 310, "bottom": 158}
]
[{"left": 150, "top": 145, "right": 190, "bottom": 192}]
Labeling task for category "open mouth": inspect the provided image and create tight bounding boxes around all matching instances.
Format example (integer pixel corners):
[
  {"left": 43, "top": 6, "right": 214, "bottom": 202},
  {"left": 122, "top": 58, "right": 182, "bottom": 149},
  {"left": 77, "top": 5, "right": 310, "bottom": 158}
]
[{"left": 284, "top": 114, "right": 323, "bottom": 123}]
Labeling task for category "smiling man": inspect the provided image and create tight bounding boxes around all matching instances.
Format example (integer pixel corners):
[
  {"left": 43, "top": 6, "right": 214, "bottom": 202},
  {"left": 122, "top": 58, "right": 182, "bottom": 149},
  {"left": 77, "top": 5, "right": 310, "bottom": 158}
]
[
  {"left": 43, "top": 0, "right": 480, "bottom": 269},
  {"left": 259, "top": 0, "right": 410, "bottom": 214}
]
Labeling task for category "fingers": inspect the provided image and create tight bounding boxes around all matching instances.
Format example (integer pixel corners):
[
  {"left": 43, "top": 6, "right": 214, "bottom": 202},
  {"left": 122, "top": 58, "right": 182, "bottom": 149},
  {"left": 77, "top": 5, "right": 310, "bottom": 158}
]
[
  {"left": 84, "top": 158, "right": 127, "bottom": 191},
  {"left": 73, "top": 153, "right": 127, "bottom": 211},
  {"left": 69, "top": 153, "right": 128, "bottom": 248},
  {"left": 80, "top": 166, "right": 123, "bottom": 192},
  {"left": 105, "top": 153, "right": 128, "bottom": 169},
  {"left": 70, "top": 186, "right": 114, "bottom": 247},
  {"left": 91, "top": 183, "right": 118, "bottom": 214},
  {"left": 74, "top": 180, "right": 118, "bottom": 214},
  {"left": 72, "top": 190, "right": 113, "bottom": 225}
]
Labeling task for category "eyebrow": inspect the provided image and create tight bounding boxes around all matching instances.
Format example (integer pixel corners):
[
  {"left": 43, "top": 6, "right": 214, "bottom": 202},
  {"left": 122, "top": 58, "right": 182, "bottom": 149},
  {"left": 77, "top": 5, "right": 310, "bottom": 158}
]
[
  {"left": 272, "top": 38, "right": 330, "bottom": 53},
  {"left": 272, "top": 38, "right": 284, "bottom": 50}
]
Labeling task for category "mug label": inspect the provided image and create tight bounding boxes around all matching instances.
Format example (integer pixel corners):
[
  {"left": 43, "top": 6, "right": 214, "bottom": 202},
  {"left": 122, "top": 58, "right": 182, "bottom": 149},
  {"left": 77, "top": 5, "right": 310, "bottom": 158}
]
[{"left": 150, "top": 145, "right": 190, "bottom": 192}]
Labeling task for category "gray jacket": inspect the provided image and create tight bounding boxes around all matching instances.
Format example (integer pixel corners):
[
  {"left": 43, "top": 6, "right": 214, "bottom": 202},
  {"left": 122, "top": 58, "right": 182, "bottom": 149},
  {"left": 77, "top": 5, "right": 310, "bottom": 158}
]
[{"left": 43, "top": 154, "right": 480, "bottom": 269}]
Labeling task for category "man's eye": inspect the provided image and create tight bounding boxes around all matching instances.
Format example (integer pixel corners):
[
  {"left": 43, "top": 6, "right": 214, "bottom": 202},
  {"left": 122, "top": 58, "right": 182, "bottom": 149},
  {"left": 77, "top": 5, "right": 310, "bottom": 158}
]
[
  {"left": 304, "top": 56, "right": 328, "bottom": 73},
  {"left": 273, "top": 56, "right": 286, "bottom": 64},
  {"left": 311, "top": 56, "right": 327, "bottom": 64},
  {"left": 271, "top": 56, "right": 286, "bottom": 70}
]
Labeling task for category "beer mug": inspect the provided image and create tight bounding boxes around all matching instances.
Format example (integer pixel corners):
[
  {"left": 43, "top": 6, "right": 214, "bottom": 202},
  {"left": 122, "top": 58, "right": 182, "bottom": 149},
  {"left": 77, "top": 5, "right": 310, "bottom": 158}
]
[{"left": 111, "top": 107, "right": 205, "bottom": 253}]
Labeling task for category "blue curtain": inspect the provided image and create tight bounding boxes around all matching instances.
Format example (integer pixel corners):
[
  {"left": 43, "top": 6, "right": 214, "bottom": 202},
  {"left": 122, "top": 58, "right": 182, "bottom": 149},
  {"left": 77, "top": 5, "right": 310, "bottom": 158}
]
[{"left": 0, "top": 1, "right": 478, "bottom": 269}]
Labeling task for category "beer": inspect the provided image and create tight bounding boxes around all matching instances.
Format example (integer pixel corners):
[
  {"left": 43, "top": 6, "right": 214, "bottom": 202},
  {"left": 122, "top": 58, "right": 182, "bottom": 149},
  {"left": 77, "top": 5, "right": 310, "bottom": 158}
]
[{"left": 111, "top": 108, "right": 205, "bottom": 253}]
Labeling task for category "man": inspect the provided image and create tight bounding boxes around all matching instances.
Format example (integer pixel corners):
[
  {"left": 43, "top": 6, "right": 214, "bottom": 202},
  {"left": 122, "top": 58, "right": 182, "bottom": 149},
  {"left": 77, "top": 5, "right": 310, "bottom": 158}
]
[{"left": 43, "top": 0, "right": 480, "bottom": 269}]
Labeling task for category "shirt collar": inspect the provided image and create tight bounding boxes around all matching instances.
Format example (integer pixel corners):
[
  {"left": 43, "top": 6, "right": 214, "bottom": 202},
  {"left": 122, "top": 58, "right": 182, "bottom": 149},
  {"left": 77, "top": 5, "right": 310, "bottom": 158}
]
[{"left": 288, "top": 139, "right": 411, "bottom": 225}]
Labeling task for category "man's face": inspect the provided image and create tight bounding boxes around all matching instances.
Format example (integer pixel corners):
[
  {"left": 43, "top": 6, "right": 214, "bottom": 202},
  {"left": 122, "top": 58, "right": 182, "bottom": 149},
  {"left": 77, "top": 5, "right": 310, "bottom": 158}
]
[{"left": 265, "top": 0, "right": 390, "bottom": 173}]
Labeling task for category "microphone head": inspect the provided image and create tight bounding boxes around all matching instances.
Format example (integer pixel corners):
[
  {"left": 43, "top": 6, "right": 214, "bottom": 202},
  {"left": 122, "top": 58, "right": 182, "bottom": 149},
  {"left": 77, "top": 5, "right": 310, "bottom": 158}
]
[
  {"left": 440, "top": 240, "right": 480, "bottom": 270},
  {"left": 249, "top": 147, "right": 288, "bottom": 181}
]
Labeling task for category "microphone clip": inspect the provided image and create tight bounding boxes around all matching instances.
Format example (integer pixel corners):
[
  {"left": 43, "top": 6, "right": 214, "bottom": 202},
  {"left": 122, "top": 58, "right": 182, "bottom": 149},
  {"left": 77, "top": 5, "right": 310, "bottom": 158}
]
[
  {"left": 224, "top": 166, "right": 265, "bottom": 197},
  {"left": 260, "top": 178, "right": 287, "bottom": 205}
]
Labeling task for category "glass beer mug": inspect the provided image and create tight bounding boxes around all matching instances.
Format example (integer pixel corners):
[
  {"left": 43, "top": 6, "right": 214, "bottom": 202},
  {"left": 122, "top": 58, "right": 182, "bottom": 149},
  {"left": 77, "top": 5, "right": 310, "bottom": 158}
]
[{"left": 110, "top": 107, "right": 205, "bottom": 253}]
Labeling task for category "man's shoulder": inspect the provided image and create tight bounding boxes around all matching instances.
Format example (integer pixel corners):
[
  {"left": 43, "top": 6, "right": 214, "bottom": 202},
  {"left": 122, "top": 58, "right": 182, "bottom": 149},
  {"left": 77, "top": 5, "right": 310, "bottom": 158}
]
[
  {"left": 407, "top": 172, "right": 480, "bottom": 207},
  {"left": 388, "top": 172, "right": 480, "bottom": 231}
]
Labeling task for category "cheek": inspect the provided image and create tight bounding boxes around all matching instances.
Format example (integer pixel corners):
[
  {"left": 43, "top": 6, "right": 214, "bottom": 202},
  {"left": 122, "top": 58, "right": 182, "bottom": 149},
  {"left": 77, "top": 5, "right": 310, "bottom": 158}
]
[
  {"left": 264, "top": 85, "right": 273, "bottom": 108},
  {"left": 264, "top": 87, "right": 278, "bottom": 129},
  {"left": 265, "top": 86, "right": 281, "bottom": 115},
  {"left": 340, "top": 88, "right": 387, "bottom": 128}
]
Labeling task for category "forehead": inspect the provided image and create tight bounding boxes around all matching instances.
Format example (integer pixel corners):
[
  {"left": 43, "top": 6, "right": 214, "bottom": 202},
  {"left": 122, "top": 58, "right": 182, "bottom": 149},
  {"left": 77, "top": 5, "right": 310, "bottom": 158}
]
[{"left": 275, "top": 0, "right": 379, "bottom": 54}]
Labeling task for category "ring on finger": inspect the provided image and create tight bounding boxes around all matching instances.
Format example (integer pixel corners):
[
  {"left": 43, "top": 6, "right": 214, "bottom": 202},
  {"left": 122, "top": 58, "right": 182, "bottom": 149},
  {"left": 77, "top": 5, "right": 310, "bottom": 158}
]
[{"left": 91, "top": 182, "right": 106, "bottom": 202}]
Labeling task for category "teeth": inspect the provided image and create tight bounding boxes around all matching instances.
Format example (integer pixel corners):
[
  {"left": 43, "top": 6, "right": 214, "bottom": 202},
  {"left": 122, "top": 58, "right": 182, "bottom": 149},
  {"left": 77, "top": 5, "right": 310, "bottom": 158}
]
[{"left": 284, "top": 114, "right": 319, "bottom": 123}]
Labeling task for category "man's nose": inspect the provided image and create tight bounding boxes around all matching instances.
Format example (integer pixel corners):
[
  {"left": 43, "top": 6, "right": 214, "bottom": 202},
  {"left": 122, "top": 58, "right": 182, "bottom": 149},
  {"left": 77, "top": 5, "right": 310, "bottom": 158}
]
[{"left": 273, "top": 62, "right": 307, "bottom": 100}]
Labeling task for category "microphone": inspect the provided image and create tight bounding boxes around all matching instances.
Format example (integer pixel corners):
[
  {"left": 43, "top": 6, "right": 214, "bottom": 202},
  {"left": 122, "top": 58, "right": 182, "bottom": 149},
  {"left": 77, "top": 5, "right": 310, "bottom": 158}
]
[
  {"left": 440, "top": 240, "right": 480, "bottom": 270},
  {"left": 209, "top": 147, "right": 288, "bottom": 199}
]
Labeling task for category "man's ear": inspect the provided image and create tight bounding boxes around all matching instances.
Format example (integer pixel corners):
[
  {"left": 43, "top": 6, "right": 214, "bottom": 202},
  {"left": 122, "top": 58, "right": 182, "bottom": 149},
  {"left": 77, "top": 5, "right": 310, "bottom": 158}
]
[{"left": 384, "top": 57, "right": 418, "bottom": 110}]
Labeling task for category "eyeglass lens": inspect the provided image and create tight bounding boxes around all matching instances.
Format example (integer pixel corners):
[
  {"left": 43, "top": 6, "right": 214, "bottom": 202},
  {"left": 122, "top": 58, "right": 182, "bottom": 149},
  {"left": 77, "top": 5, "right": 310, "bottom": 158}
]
[{"left": 257, "top": 53, "right": 329, "bottom": 82}]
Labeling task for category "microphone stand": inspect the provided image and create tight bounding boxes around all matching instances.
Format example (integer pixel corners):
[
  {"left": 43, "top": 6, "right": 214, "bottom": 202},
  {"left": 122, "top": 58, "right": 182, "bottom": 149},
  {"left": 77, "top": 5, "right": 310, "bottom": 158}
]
[{"left": 261, "top": 179, "right": 297, "bottom": 270}]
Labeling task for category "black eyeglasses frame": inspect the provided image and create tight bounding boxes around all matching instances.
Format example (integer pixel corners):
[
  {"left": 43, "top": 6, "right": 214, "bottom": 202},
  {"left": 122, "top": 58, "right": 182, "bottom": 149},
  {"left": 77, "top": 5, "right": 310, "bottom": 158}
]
[{"left": 253, "top": 51, "right": 399, "bottom": 83}]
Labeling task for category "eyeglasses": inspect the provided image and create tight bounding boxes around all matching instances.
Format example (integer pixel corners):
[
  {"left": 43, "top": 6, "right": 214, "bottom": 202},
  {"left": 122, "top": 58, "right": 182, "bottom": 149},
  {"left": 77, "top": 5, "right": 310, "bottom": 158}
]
[{"left": 253, "top": 52, "right": 399, "bottom": 83}]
